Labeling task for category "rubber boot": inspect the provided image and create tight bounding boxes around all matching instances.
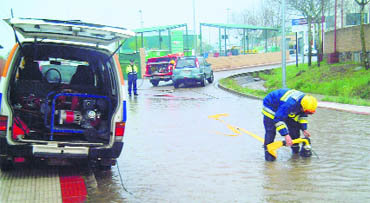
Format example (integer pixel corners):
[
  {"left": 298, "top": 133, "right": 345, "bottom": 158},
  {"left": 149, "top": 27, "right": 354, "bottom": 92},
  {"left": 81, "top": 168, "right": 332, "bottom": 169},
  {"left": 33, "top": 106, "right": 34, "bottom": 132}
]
[
  {"left": 291, "top": 143, "right": 300, "bottom": 154},
  {"left": 300, "top": 138, "right": 312, "bottom": 157},
  {"left": 264, "top": 145, "right": 276, "bottom": 161}
]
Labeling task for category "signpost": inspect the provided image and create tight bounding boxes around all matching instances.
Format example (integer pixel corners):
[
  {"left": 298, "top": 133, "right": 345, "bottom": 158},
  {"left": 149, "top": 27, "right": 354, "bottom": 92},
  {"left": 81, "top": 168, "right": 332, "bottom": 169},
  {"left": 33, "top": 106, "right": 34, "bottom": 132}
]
[{"left": 292, "top": 18, "right": 308, "bottom": 67}]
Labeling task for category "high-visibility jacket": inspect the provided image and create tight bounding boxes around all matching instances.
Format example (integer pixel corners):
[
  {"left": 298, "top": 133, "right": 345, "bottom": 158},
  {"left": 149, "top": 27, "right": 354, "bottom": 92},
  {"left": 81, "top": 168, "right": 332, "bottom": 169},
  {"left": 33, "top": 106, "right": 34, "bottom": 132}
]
[
  {"left": 126, "top": 64, "right": 138, "bottom": 75},
  {"left": 262, "top": 88, "right": 308, "bottom": 136}
]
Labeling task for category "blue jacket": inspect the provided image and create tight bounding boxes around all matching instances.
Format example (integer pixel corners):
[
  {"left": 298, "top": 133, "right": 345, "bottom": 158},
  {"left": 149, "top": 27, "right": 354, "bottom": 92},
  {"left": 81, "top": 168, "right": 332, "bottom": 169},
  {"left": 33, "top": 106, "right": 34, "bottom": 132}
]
[{"left": 262, "top": 88, "right": 308, "bottom": 136}]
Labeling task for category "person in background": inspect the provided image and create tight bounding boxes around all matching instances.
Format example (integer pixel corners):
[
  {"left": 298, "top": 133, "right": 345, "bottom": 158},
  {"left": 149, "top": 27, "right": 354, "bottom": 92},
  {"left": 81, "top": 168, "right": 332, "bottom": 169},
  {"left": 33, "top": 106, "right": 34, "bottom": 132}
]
[
  {"left": 126, "top": 59, "right": 138, "bottom": 96},
  {"left": 262, "top": 88, "right": 318, "bottom": 161}
]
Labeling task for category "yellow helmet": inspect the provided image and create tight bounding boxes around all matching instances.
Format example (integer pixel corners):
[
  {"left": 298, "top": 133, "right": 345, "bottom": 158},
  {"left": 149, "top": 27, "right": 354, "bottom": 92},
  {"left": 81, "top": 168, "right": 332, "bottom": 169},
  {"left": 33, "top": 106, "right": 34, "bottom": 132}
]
[{"left": 301, "top": 95, "right": 318, "bottom": 114}]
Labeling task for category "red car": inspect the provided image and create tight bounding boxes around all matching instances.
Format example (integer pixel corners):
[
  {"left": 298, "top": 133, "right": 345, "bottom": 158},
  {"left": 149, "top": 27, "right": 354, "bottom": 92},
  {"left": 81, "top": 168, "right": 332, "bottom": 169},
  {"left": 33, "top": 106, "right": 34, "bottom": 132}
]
[{"left": 144, "top": 54, "right": 182, "bottom": 86}]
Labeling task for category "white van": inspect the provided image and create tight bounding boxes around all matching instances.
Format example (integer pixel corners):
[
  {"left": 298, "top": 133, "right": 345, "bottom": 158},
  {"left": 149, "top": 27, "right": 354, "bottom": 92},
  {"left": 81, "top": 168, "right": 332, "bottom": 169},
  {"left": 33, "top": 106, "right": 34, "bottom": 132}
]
[{"left": 0, "top": 18, "right": 134, "bottom": 170}]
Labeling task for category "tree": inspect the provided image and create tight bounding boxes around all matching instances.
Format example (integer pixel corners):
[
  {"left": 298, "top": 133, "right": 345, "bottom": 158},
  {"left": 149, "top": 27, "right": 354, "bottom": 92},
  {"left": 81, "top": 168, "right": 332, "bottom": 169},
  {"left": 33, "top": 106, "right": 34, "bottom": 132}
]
[
  {"left": 286, "top": 0, "right": 325, "bottom": 67},
  {"left": 354, "top": 0, "right": 370, "bottom": 70},
  {"left": 200, "top": 41, "right": 214, "bottom": 53},
  {"left": 233, "top": 1, "right": 281, "bottom": 50}
]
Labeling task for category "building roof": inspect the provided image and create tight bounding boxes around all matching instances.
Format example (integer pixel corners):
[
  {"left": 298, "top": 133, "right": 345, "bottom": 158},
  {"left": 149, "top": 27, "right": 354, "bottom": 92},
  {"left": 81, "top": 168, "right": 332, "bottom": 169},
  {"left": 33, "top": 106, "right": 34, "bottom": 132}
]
[
  {"left": 134, "top": 24, "right": 187, "bottom": 33},
  {"left": 200, "top": 23, "right": 278, "bottom": 31}
]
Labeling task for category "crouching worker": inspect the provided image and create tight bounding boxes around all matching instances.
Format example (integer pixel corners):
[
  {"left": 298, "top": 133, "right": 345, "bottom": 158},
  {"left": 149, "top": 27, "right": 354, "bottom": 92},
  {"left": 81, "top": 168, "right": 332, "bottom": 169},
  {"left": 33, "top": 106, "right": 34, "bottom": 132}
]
[{"left": 262, "top": 88, "right": 317, "bottom": 161}]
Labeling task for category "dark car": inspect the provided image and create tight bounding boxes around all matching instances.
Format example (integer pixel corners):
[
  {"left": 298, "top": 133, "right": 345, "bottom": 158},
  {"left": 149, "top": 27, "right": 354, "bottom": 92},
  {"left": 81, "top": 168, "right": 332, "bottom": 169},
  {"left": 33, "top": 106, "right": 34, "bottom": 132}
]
[{"left": 172, "top": 56, "right": 214, "bottom": 88}]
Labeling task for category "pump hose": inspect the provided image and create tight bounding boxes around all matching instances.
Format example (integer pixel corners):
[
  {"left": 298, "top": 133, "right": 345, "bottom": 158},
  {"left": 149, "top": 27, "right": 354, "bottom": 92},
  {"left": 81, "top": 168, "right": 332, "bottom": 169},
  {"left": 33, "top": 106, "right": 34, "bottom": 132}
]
[
  {"left": 311, "top": 148, "right": 320, "bottom": 159},
  {"left": 116, "top": 161, "right": 135, "bottom": 196}
]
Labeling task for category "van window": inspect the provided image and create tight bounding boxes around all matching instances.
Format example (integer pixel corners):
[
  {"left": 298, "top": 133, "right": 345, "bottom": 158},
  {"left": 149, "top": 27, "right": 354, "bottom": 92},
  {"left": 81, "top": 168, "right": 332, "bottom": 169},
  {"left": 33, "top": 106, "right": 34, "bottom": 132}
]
[{"left": 39, "top": 59, "right": 89, "bottom": 84}]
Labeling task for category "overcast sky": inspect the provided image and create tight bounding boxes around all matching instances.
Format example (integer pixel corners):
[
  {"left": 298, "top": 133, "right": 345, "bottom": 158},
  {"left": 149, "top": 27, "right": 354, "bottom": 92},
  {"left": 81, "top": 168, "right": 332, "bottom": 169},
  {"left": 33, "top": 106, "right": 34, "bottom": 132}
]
[{"left": 0, "top": 0, "right": 262, "bottom": 56}]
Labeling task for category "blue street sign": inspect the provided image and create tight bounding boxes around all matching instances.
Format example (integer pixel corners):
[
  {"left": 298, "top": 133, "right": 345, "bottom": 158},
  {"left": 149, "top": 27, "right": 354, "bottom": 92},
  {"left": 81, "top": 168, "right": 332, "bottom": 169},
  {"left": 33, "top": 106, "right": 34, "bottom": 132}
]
[{"left": 292, "top": 18, "right": 307, "bottom": 26}]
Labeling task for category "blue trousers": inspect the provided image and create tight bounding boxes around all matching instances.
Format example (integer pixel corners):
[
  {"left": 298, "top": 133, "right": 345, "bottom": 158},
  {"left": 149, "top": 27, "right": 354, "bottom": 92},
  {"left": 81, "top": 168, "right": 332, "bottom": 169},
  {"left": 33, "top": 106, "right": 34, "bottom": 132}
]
[
  {"left": 127, "top": 74, "right": 137, "bottom": 95},
  {"left": 263, "top": 116, "right": 301, "bottom": 161}
]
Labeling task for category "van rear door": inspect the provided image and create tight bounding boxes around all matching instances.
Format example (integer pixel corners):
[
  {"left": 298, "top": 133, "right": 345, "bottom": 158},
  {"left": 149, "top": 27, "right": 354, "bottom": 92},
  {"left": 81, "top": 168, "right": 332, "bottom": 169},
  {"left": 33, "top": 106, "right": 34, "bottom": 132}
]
[{"left": 4, "top": 18, "right": 135, "bottom": 46}]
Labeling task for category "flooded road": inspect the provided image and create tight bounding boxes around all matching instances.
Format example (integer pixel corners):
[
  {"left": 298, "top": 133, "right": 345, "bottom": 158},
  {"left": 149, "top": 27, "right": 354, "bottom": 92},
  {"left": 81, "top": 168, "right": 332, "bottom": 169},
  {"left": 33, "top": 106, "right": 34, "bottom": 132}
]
[{"left": 88, "top": 69, "right": 370, "bottom": 202}]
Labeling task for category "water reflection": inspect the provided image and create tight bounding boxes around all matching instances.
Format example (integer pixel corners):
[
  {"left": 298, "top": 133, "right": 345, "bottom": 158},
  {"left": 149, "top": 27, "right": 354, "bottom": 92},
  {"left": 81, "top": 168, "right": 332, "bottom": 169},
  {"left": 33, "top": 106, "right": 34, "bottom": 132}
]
[
  {"left": 89, "top": 82, "right": 370, "bottom": 202},
  {"left": 87, "top": 167, "right": 133, "bottom": 202}
]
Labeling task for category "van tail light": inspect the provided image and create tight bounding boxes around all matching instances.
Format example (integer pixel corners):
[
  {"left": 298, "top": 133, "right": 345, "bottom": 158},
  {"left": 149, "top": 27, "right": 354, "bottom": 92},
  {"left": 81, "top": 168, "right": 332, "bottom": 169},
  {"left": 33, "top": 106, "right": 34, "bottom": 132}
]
[
  {"left": 0, "top": 116, "right": 8, "bottom": 131},
  {"left": 195, "top": 59, "right": 199, "bottom": 68},
  {"left": 14, "top": 157, "right": 26, "bottom": 163},
  {"left": 115, "top": 122, "right": 126, "bottom": 141}
]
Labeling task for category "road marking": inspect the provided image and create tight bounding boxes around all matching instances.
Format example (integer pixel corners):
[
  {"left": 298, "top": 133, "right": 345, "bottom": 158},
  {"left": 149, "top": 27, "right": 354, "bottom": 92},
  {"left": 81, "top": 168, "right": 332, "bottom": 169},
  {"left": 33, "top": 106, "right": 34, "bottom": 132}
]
[
  {"left": 237, "top": 127, "right": 264, "bottom": 143},
  {"left": 209, "top": 113, "right": 264, "bottom": 143}
]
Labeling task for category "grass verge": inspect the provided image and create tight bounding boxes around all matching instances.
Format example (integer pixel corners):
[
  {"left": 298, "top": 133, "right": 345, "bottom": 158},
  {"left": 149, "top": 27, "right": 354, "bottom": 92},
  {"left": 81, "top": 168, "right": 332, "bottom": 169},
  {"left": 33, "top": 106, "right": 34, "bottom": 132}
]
[{"left": 219, "top": 61, "right": 370, "bottom": 106}]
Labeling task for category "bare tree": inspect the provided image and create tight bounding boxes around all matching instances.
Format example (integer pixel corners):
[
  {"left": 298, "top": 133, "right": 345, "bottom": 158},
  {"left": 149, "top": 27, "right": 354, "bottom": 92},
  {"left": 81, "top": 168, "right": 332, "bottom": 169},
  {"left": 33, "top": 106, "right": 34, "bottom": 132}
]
[
  {"left": 232, "top": 1, "right": 281, "bottom": 50},
  {"left": 354, "top": 0, "right": 370, "bottom": 69},
  {"left": 260, "top": 0, "right": 282, "bottom": 27}
]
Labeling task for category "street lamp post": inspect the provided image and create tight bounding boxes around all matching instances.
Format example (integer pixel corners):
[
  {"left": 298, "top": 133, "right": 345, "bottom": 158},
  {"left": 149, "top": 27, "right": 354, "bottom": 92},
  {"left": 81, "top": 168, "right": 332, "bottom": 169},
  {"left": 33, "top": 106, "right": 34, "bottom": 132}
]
[
  {"left": 193, "top": 0, "right": 197, "bottom": 55},
  {"left": 139, "top": 10, "right": 143, "bottom": 28},
  {"left": 282, "top": 0, "right": 287, "bottom": 88},
  {"left": 227, "top": 8, "right": 230, "bottom": 24},
  {"left": 334, "top": 0, "right": 337, "bottom": 53}
]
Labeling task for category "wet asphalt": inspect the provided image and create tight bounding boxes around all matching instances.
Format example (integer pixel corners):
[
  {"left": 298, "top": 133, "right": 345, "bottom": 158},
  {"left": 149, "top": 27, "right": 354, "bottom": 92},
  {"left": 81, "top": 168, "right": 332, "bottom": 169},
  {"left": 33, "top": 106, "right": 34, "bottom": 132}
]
[
  {"left": 0, "top": 63, "right": 368, "bottom": 202},
  {"left": 87, "top": 65, "right": 370, "bottom": 202}
]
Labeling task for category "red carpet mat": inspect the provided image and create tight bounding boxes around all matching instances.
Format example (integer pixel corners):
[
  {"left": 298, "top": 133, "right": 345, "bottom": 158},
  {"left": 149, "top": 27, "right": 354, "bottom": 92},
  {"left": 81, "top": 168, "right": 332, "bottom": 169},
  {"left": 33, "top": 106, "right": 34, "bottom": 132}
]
[{"left": 60, "top": 176, "right": 87, "bottom": 203}]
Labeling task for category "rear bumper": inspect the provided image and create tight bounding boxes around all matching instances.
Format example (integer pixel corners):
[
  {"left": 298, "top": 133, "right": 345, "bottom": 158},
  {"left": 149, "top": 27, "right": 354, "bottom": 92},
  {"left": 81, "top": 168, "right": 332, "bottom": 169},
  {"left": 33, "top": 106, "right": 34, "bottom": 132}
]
[
  {"left": 172, "top": 74, "right": 202, "bottom": 83},
  {"left": 145, "top": 74, "right": 172, "bottom": 81},
  {"left": 0, "top": 138, "right": 123, "bottom": 160},
  {"left": 89, "top": 142, "right": 124, "bottom": 159}
]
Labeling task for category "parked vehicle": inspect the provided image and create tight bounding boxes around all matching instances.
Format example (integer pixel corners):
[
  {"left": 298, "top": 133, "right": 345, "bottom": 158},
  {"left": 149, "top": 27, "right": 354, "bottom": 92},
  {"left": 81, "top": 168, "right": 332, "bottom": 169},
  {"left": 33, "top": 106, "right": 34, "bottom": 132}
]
[
  {"left": 172, "top": 56, "right": 214, "bottom": 88},
  {"left": 144, "top": 54, "right": 181, "bottom": 86},
  {"left": 0, "top": 18, "right": 134, "bottom": 171},
  {"left": 304, "top": 46, "right": 318, "bottom": 56}
]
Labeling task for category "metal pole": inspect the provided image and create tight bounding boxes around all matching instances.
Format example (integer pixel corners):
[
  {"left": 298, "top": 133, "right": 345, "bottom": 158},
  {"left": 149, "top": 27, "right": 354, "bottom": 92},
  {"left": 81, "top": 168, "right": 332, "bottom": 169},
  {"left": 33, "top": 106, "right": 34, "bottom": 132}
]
[
  {"left": 185, "top": 25, "right": 189, "bottom": 54},
  {"left": 296, "top": 32, "right": 298, "bottom": 67},
  {"left": 227, "top": 8, "right": 230, "bottom": 24},
  {"left": 227, "top": 8, "right": 230, "bottom": 46},
  {"left": 282, "top": 0, "right": 287, "bottom": 88},
  {"left": 341, "top": 0, "right": 343, "bottom": 28},
  {"left": 265, "top": 30, "right": 268, "bottom": 53},
  {"left": 322, "top": 0, "right": 324, "bottom": 58},
  {"left": 334, "top": 0, "right": 337, "bottom": 53},
  {"left": 224, "top": 27, "right": 227, "bottom": 56},
  {"left": 317, "top": 26, "right": 320, "bottom": 67},
  {"left": 135, "top": 33, "right": 138, "bottom": 52},
  {"left": 139, "top": 10, "right": 143, "bottom": 28},
  {"left": 159, "top": 30, "right": 162, "bottom": 50},
  {"left": 243, "top": 29, "right": 246, "bottom": 55},
  {"left": 219, "top": 27, "right": 221, "bottom": 55},
  {"left": 199, "top": 24, "right": 203, "bottom": 55},
  {"left": 141, "top": 33, "right": 144, "bottom": 48},
  {"left": 247, "top": 30, "right": 249, "bottom": 52},
  {"left": 193, "top": 0, "right": 197, "bottom": 55},
  {"left": 168, "top": 29, "right": 172, "bottom": 53},
  {"left": 301, "top": 31, "right": 305, "bottom": 64}
]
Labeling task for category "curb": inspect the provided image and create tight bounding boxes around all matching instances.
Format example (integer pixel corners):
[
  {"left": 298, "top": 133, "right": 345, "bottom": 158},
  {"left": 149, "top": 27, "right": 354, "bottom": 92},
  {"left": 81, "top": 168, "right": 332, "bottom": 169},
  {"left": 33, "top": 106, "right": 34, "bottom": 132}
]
[
  {"left": 218, "top": 71, "right": 370, "bottom": 115},
  {"left": 217, "top": 82, "right": 262, "bottom": 100},
  {"left": 317, "top": 101, "right": 370, "bottom": 115}
]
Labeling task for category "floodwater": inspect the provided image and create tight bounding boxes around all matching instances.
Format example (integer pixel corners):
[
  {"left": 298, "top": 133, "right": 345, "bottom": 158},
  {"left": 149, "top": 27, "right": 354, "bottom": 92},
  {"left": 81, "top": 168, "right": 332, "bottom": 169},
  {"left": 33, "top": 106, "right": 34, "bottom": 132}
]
[{"left": 87, "top": 69, "right": 370, "bottom": 203}]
